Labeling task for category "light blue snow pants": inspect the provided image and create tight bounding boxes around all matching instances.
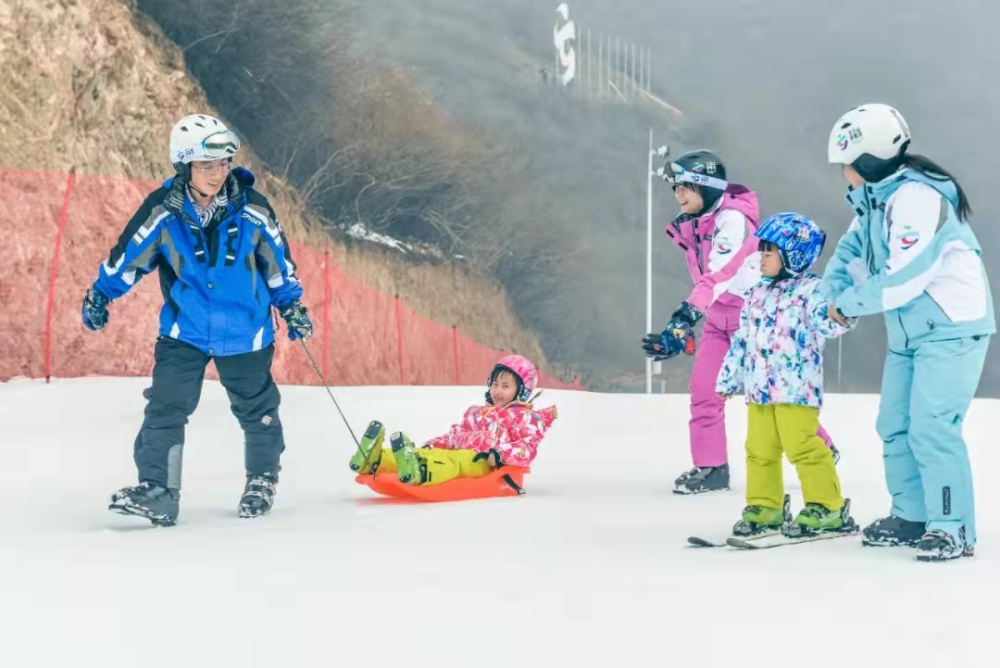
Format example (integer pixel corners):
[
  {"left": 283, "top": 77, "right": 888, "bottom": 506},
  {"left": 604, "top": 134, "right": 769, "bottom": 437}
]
[{"left": 876, "top": 335, "right": 990, "bottom": 547}]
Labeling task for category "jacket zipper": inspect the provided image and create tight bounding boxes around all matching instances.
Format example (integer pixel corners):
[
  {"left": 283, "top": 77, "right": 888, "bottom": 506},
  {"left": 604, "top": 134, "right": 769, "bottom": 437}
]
[
  {"left": 177, "top": 210, "right": 214, "bottom": 348},
  {"left": 693, "top": 220, "right": 704, "bottom": 273},
  {"left": 866, "top": 184, "right": 910, "bottom": 349}
]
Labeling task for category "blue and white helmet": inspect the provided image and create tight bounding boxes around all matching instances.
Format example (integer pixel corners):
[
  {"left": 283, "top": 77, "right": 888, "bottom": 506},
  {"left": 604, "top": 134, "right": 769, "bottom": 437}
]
[
  {"left": 755, "top": 212, "right": 827, "bottom": 275},
  {"left": 169, "top": 114, "right": 241, "bottom": 177}
]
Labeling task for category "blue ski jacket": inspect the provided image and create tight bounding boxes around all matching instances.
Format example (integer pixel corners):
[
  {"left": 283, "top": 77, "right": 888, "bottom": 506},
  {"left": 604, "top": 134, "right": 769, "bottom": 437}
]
[
  {"left": 822, "top": 168, "right": 995, "bottom": 351},
  {"left": 92, "top": 167, "right": 304, "bottom": 356}
]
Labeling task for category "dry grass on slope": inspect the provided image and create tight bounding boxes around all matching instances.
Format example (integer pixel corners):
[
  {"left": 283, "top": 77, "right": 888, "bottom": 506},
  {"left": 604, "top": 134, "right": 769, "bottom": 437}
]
[{"left": 0, "top": 0, "right": 551, "bottom": 373}]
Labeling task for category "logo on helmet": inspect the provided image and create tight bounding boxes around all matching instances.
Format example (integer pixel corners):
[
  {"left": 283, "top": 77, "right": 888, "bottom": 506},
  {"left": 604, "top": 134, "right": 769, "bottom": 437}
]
[
  {"left": 796, "top": 226, "right": 811, "bottom": 243},
  {"left": 837, "top": 135, "right": 849, "bottom": 151}
]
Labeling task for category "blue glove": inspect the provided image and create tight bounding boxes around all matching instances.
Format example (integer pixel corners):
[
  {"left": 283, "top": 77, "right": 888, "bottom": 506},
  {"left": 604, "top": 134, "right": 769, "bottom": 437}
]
[
  {"left": 278, "top": 300, "right": 313, "bottom": 341},
  {"left": 642, "top": 323, "right": 696, "bottom": 360},
  {"left": 82, "top": 286, "right": 111, "bottom": 331},
  {"left": 641, "top": 301, "right": 703, "bottom": 361},
  {"left": 668, "top": 301, "right": 704, "bottom": 329}
]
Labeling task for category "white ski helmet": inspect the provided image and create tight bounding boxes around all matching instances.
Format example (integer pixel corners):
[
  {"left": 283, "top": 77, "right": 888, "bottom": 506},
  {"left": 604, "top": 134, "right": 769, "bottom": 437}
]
[
  {"left": 168, "top": 114, "right": 241, "bottom": 174},
  {"left": 827, "top": 103, "right": 911, "bottom": 182}
]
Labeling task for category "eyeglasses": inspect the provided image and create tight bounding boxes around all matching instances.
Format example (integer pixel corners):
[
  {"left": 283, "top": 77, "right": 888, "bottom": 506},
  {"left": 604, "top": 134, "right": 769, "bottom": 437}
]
[{"left": 191, "top": 161, "right": 231, "bottom": 172}]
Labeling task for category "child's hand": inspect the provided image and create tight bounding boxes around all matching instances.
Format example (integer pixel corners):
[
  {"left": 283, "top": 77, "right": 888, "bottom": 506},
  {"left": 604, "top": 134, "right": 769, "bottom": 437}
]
[
  {"left": 828, "top": 301, "right": 850, "bottom": 326},
  {"left": 718, "top": 393, "right": 730, "bottom": 402},
  {"left": 472, "top": 449, "right": 503, "bottom": 468}
]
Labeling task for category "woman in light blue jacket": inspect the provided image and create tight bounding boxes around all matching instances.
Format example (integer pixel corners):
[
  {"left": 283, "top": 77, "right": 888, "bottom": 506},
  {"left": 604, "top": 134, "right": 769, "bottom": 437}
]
[{"left": 823, "top": 103, "right": 995, "bottom": 561}]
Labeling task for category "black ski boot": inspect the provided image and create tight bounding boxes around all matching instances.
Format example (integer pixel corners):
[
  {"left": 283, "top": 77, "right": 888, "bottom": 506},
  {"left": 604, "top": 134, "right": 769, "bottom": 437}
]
[
  {"left": 916, "top": 527, "right": 973, "bottom": 561},
  {"left": 239, "top": 474, "right": 277, "bottom": 518},
  {"left": 861, "top": 515, "right": 926, "bottom": 547},
  {"left": 109, "top": 482, "right": 180, "bottom": 527},
  {"left": 673, "top": 464, "right": 730, "bottom": 495}
]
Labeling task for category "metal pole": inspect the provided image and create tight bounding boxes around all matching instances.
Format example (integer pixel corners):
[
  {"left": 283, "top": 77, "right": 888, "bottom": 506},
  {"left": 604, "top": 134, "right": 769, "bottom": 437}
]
[
  {"left": 631, "top": 42, "right": 636, "bottom": 101},
  {"left": 628, "top": 42, "right": 633, "bottom": 101},
  {"left": 646, "top": 128, "right": 654, "bottom": 394},
  {"left": 635, "top": 43, "right": 640, "bottom": 98},
  {"left": 626, "top": 41, "right": 631, "bottom": 100},
  {"left": 629, "top": 41, "right": 634, "bottom": 100},
  {"left": 647, "top": 45, "right": 652, "bottom": 91},
  {"left": 616, "top": 36, "right": 620, "bottom": 93},
  {"left": 587, "top": 26, "right": 592, "bottom": 97},
  {"left": 638, "top": 43, "right": 644, "bottom": 99},
  {"left": 598, "top": 32, "right": 603, "bottom": 98}
]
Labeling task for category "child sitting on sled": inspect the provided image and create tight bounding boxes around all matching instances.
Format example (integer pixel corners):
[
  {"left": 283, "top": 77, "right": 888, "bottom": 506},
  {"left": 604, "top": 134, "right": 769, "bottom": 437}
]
[
  {"left": 716, "top": 212, "right": 857, "bottom": 538},
  {"left": 349, "top": 354, "right": 558, "bottom": 486}
]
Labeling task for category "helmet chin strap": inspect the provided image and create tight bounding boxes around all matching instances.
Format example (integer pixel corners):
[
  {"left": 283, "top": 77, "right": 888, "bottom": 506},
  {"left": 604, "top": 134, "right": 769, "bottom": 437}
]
[{"left": 188, "top": 182, "right": 211, "bottom": 198}]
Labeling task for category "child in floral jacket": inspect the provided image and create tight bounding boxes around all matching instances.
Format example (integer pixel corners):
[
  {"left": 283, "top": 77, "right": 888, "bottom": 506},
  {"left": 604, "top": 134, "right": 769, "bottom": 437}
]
[
  {"left": 716, "top": 212, "right": 856, "bottom": 537},
  {"left": 349, "top": 355, "right": 558, "bottom": 485}
]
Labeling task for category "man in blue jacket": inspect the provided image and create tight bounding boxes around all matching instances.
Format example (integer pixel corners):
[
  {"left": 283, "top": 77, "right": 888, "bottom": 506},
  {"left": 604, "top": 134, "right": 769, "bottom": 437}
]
[{"left": 82, "top": 113, "right": 313, "bottom": 526}]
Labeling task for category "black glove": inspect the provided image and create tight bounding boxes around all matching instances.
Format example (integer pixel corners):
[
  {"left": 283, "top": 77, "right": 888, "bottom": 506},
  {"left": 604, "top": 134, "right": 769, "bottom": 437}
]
[
  {"left": 278, "top": 299, "right": 313, "bottom": 341},
  {"left": 641, "top": 301, "right": 702, "bottom": 360},
  {"left": 82, "top": 286, "right": 111, "bottom": 331},
  {"left": 668, "top": 301, "right": 704, "bottom": 329},
  {"left": 472, "top": 449, "right": 503, "bottom": 468}
]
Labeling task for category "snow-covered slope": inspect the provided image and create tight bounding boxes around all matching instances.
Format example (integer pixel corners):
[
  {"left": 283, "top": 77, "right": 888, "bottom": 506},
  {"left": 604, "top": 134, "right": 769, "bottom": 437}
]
[{"left": 2, "top": 378, "right": 996, "bottom": 667}]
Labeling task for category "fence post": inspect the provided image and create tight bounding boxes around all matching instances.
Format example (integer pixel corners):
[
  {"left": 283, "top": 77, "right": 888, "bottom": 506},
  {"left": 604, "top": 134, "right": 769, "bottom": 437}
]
[
  {"left": 451, "top": 325, "right": 460, "bottom": 386},
  {"left": 44, "top": 166, "right": 77, "bottom": 383},
  {"left": 394, "top": 295, "right": 405, "bottom": 385},
  {"left": 322, "top": 245, "right": 331, "bottom": 379}
]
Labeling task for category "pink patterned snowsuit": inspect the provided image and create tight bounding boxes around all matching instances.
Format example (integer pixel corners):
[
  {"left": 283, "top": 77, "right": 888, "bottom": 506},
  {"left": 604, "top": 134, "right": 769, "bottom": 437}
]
[
  {"left": 664, "top": 185, "right": 832, "bottom": 467},
  {"left": 425, "top": 402, "right": 558, "bottom": 468}
]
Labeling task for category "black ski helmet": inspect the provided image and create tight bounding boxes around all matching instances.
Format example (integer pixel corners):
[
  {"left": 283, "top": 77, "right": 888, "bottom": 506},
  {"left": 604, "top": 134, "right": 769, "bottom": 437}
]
[{"left": 663, "top": 150, "right": 729, "bottom": 214}]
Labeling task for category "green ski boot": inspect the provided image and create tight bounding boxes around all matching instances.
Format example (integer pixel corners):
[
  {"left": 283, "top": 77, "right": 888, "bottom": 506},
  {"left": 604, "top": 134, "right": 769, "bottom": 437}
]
[
  {"left": 788, "top": 499, "right": 857, "bottom": 537},
  {"left": 349, "top": 420, "right": 385, "bottom": 474},
  {"left": 390, "top": 431, "right": 427, "bottom": 485},
  {"left": 732, "top": 494, "right": 791, "bottom": 536}
]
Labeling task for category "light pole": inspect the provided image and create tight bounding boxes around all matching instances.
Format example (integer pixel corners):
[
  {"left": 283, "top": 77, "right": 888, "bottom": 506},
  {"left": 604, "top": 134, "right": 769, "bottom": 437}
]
[{"left": 647, "top": 130, "right": 669, "bottom": 394}]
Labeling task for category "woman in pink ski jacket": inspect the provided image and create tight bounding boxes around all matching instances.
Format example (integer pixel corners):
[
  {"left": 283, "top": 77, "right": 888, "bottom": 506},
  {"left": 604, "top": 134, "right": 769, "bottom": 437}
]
[{"left": 642, "top": 150, "right": 836, "bottom": 494}]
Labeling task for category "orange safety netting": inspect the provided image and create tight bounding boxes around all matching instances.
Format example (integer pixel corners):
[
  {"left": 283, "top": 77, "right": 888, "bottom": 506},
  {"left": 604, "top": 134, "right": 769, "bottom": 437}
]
[{"left": 0, "top": 168, "right": 583, "bottom": 392}]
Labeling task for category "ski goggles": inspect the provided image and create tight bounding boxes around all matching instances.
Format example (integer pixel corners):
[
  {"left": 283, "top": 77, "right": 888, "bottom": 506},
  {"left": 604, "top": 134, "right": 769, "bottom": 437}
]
[
  {"left": 200, "top": 130, "right": 241, "bottom": 159},
  {"left": 662, "top": 161, "right": 728, "bottom": 191}
]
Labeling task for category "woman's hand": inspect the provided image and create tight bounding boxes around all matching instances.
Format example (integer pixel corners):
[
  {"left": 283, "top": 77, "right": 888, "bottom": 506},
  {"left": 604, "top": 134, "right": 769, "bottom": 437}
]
[{"left": 828, "top": 301, "right": 850, "bottom": 327}]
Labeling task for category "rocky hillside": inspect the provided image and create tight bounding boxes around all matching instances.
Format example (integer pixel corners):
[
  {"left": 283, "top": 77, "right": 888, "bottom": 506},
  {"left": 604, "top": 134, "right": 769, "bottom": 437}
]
[{"left": 0, "top": 0, "right": 550, "bottom": 372}]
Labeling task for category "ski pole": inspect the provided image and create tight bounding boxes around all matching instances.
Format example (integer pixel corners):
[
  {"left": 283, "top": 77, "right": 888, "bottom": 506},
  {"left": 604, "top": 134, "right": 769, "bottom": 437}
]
[{"left": 299, "top": 340, "right": 378, "bottom": 477}]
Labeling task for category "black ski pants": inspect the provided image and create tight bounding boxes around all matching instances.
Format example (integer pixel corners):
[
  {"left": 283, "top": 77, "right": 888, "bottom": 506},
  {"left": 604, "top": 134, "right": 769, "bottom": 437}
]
[{"left": 133, "top": 337, "right": 284, "bottom": 490}]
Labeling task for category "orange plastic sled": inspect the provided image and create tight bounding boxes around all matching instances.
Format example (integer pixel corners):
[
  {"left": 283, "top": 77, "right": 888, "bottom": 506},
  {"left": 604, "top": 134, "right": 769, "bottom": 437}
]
[{"left": 355, "top": 466, "right": 530, "bottom": 503}]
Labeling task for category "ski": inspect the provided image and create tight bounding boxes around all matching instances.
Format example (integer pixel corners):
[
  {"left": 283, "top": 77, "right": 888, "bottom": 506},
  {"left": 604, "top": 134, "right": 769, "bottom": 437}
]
[
  {"left": 726, "top": 527, "right": 860, "bottom": 550},
  {"left": 687, "top": 529, "right": 782, "bottom": 548},
  {"left": 688, "top": 494, "right": 794, "bottom": 548},
  {"left": 687, "top": 536, "right": 729, "bottom": 548}
]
